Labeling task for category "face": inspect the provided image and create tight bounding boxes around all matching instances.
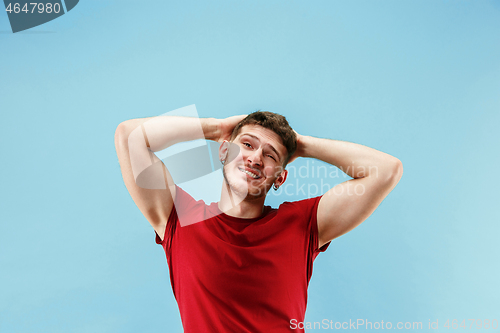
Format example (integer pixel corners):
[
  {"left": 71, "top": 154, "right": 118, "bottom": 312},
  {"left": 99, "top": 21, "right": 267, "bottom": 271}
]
[{"left": 220, "top": 125, "right": 288, "bottom": 199}]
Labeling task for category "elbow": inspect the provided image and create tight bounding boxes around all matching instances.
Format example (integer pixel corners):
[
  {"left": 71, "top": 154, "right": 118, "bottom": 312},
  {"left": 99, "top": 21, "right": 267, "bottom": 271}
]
[
  {"left": 115, "top": 118, "right": 148, "bottom": 148},
  {"left": 114, "top": 121, "right": 130, "bottom": 149},
  {"left": 376, "top": 158, "right": 403, "bottom": 185},
  {"left": 114, "top": 123, "right": 123, "bottom": 147},
  {"left": 388, "top": 158, "right": 403, "bottom": 184}
]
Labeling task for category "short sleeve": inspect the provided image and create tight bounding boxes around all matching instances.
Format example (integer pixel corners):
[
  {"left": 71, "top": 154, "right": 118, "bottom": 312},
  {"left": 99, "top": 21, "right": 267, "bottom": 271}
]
[
  {"left": 154, "top": 184, "right": 196, "bottom": 246},
  {"left": 279, "top": 195, "right": 331, "bottom": 257},
  {"left": 155, "top": 206, "right": 177, "bottom": 246},
  {"left": 302, "top": 195, "right": 330, "bottom": 283},
  {"left": 308, "top": 195, "right": 331, "bottom": 254}
]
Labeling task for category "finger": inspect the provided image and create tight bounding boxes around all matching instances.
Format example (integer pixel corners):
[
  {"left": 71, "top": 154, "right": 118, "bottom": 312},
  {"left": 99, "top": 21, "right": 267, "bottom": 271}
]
[{"left": 231, "top": 114, "right": 247, "bottom": 122}]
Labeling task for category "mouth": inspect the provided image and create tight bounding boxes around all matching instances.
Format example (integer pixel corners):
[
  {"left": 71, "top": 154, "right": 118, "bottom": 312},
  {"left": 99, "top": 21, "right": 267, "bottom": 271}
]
[{"left": 238, "top": 167, "right": 261, "bottom": 180}]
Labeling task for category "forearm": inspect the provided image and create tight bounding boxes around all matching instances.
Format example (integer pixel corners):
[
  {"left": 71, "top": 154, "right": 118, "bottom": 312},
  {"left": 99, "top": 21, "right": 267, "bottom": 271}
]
[
  {"left": 120, "top": 116, "right": 220, "bottom": 152},
  {"left": 298, "top": 135, "right": 401, "bottom": 179},
  {"left": 116, "top": 113, "right": 248, "bottom": 183}
]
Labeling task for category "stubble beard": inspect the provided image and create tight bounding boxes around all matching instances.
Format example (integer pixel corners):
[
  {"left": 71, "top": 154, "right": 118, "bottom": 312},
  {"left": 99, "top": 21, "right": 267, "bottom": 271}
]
[{"left": 222, "top": 163, "right": 270, "bottom": 199}]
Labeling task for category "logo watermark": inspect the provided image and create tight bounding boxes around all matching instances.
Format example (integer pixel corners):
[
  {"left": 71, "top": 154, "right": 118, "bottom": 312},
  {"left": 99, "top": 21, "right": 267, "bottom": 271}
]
[
  {"left": 127, "top": 105, "right": 380, "bottom": 226},
  {"left": 3, "top": 0, "right": 79, "bottom": 33},
  {"left": 290, "top": 318, "right": 423, "bottom": 330},
  {"left": 289, "top": 318, "right": 499, "bottom": 330}
]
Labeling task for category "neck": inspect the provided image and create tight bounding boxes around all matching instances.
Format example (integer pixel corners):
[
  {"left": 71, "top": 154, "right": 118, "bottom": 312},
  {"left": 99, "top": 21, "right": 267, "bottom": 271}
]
[{"left": 218, "top": 180, "right": 267, "bottom": 219}]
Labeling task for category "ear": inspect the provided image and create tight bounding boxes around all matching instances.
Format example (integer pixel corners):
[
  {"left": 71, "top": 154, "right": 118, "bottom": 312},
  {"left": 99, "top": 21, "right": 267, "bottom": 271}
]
[
  {"left": 218, "top": 140, "right": 229, "bottom": 162},
  {"left": 274, "top": 169, "right": 288, "bottom": 187}
]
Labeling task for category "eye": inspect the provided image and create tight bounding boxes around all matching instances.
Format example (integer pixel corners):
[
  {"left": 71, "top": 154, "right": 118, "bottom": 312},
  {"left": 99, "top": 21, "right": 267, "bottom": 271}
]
[
  {"left": 243, "top": 142, "right": 252, "bottom": 148},
  {"left": 267, "top": 154, "right": 277, "bottom": 161}
]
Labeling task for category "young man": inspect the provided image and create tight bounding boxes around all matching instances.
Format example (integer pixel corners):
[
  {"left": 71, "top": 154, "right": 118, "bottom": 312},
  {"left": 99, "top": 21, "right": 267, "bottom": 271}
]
[{"left": 114, "top": 111, "right": 403, "bottom": 332}]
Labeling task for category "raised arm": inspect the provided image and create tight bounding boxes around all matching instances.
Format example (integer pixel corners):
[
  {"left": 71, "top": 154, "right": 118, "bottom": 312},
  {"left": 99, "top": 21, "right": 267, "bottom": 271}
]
[
  {"left": 114, "top": 114, "right": 246, "bottom": 240},
  {"left": 289, "top": 134, "right": 403, "bottom": 248}
]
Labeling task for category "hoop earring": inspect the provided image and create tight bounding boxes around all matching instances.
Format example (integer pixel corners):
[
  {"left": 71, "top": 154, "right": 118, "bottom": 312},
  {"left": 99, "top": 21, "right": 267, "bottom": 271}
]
[
  {"left": 220, "top": 159, "right": 225, "bottom": 165},
  {"left": 273, "top": 184, "right": 279, "bottom": 191}
]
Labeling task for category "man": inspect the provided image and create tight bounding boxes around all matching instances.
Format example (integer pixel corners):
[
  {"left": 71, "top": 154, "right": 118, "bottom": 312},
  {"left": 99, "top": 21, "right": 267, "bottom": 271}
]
[{"left": 114, "top": 111, "right": 403, "bottom": 332}]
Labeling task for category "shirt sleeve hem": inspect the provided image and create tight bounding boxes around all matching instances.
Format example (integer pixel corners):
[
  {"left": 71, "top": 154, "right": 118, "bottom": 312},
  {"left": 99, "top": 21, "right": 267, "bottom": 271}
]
[
  {"left": 312, "top": 195, "right": 331, "bottom": 253},
  {"left": 155, "top": 204, "right": 177, "bottom": 246}
]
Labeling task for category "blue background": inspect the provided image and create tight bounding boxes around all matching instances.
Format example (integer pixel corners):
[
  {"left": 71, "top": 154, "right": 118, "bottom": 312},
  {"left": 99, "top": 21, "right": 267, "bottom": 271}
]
[{"left": 1, "top": 0, "right": 499, "bottom": 332}]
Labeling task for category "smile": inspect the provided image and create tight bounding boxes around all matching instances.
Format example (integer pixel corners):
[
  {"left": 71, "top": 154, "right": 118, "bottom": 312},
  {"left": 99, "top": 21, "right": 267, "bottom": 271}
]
[{"left": 238, "top": 167, "right": 261, "bottom": 179}]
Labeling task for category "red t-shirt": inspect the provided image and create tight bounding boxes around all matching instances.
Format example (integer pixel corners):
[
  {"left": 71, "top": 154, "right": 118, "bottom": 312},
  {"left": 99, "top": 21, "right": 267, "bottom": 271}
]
[{"left": 156, "top": 185, "right": 330, "bottom": 332}]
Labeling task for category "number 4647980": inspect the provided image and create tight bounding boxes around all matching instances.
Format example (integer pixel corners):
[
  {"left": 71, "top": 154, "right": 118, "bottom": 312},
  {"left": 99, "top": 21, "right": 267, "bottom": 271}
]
[
  {"left": 444, "top": 319, "right": 498, "bottom": 329},
  {"left": 5, "top": 3, "right": 61, "bottom": 14}
]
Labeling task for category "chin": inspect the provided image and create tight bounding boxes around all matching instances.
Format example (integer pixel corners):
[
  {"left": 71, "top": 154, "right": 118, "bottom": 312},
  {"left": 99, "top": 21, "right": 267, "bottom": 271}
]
[
  {"left": 246, "top": 183, "right": 271, "bottom": 198},
  {"left": 223, "top": 165, "right": 270, "bottom": 198},
  {"left": 226, "top": 178, "right": 266, "bottom": 198},
  {"left": 222, "top": 168, "right": 247, "bottom": 195}
]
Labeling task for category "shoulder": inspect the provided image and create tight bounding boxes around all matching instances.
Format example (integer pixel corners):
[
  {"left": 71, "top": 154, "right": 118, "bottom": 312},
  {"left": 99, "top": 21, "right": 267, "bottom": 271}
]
[
  {"left": 274, "top": 195, "right": 323, "bottom": 222},
  {"left": 278, "top": 195, "right": 323, "bottom": 212},
  {"left": 174, "top": 185, "right": 207, "bottom": 208},
  {"left": 171, "top": 185, "right": 213, "bottom": 227}
]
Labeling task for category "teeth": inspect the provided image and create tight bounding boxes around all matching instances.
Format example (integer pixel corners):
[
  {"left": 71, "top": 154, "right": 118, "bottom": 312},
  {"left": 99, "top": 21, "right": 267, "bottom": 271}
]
[{"left": 242, "top": 169, "right": 259, "bottom": 179}]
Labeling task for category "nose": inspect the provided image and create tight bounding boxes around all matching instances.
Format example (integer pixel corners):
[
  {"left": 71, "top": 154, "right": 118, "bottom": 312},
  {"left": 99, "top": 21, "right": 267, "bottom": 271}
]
[{"left": 247, "top": 148, "right": 263, "bottom": 166}]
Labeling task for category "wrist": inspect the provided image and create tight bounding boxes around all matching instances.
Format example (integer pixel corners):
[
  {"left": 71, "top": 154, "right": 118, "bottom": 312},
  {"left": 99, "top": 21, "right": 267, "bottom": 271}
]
[
  {"left": 295, "top": 134, "right": 311, "bottom": 158},
  {"left": 201, "top": 118, "right": 221, "bottom": 141}
]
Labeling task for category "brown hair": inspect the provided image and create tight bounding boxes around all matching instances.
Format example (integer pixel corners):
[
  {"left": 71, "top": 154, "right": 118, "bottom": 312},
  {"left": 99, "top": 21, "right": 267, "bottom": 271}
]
[{"left": 230, "top": 111, "right": 297, "bottom": 166}]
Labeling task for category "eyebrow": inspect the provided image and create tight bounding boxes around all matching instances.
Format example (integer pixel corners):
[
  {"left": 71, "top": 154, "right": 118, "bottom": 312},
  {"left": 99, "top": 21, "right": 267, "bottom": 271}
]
[{"left": 240, "top": 133, "right": 282, "bottom": 161}]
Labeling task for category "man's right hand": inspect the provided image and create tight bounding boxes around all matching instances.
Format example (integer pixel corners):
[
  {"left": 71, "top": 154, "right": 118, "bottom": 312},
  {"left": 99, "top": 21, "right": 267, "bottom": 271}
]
[
  {"left": 215, "top": 115, "right": 247, "bottom": 142},
  {"left": 115, "top": 114, "right": 248, "bottom": 241}
]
